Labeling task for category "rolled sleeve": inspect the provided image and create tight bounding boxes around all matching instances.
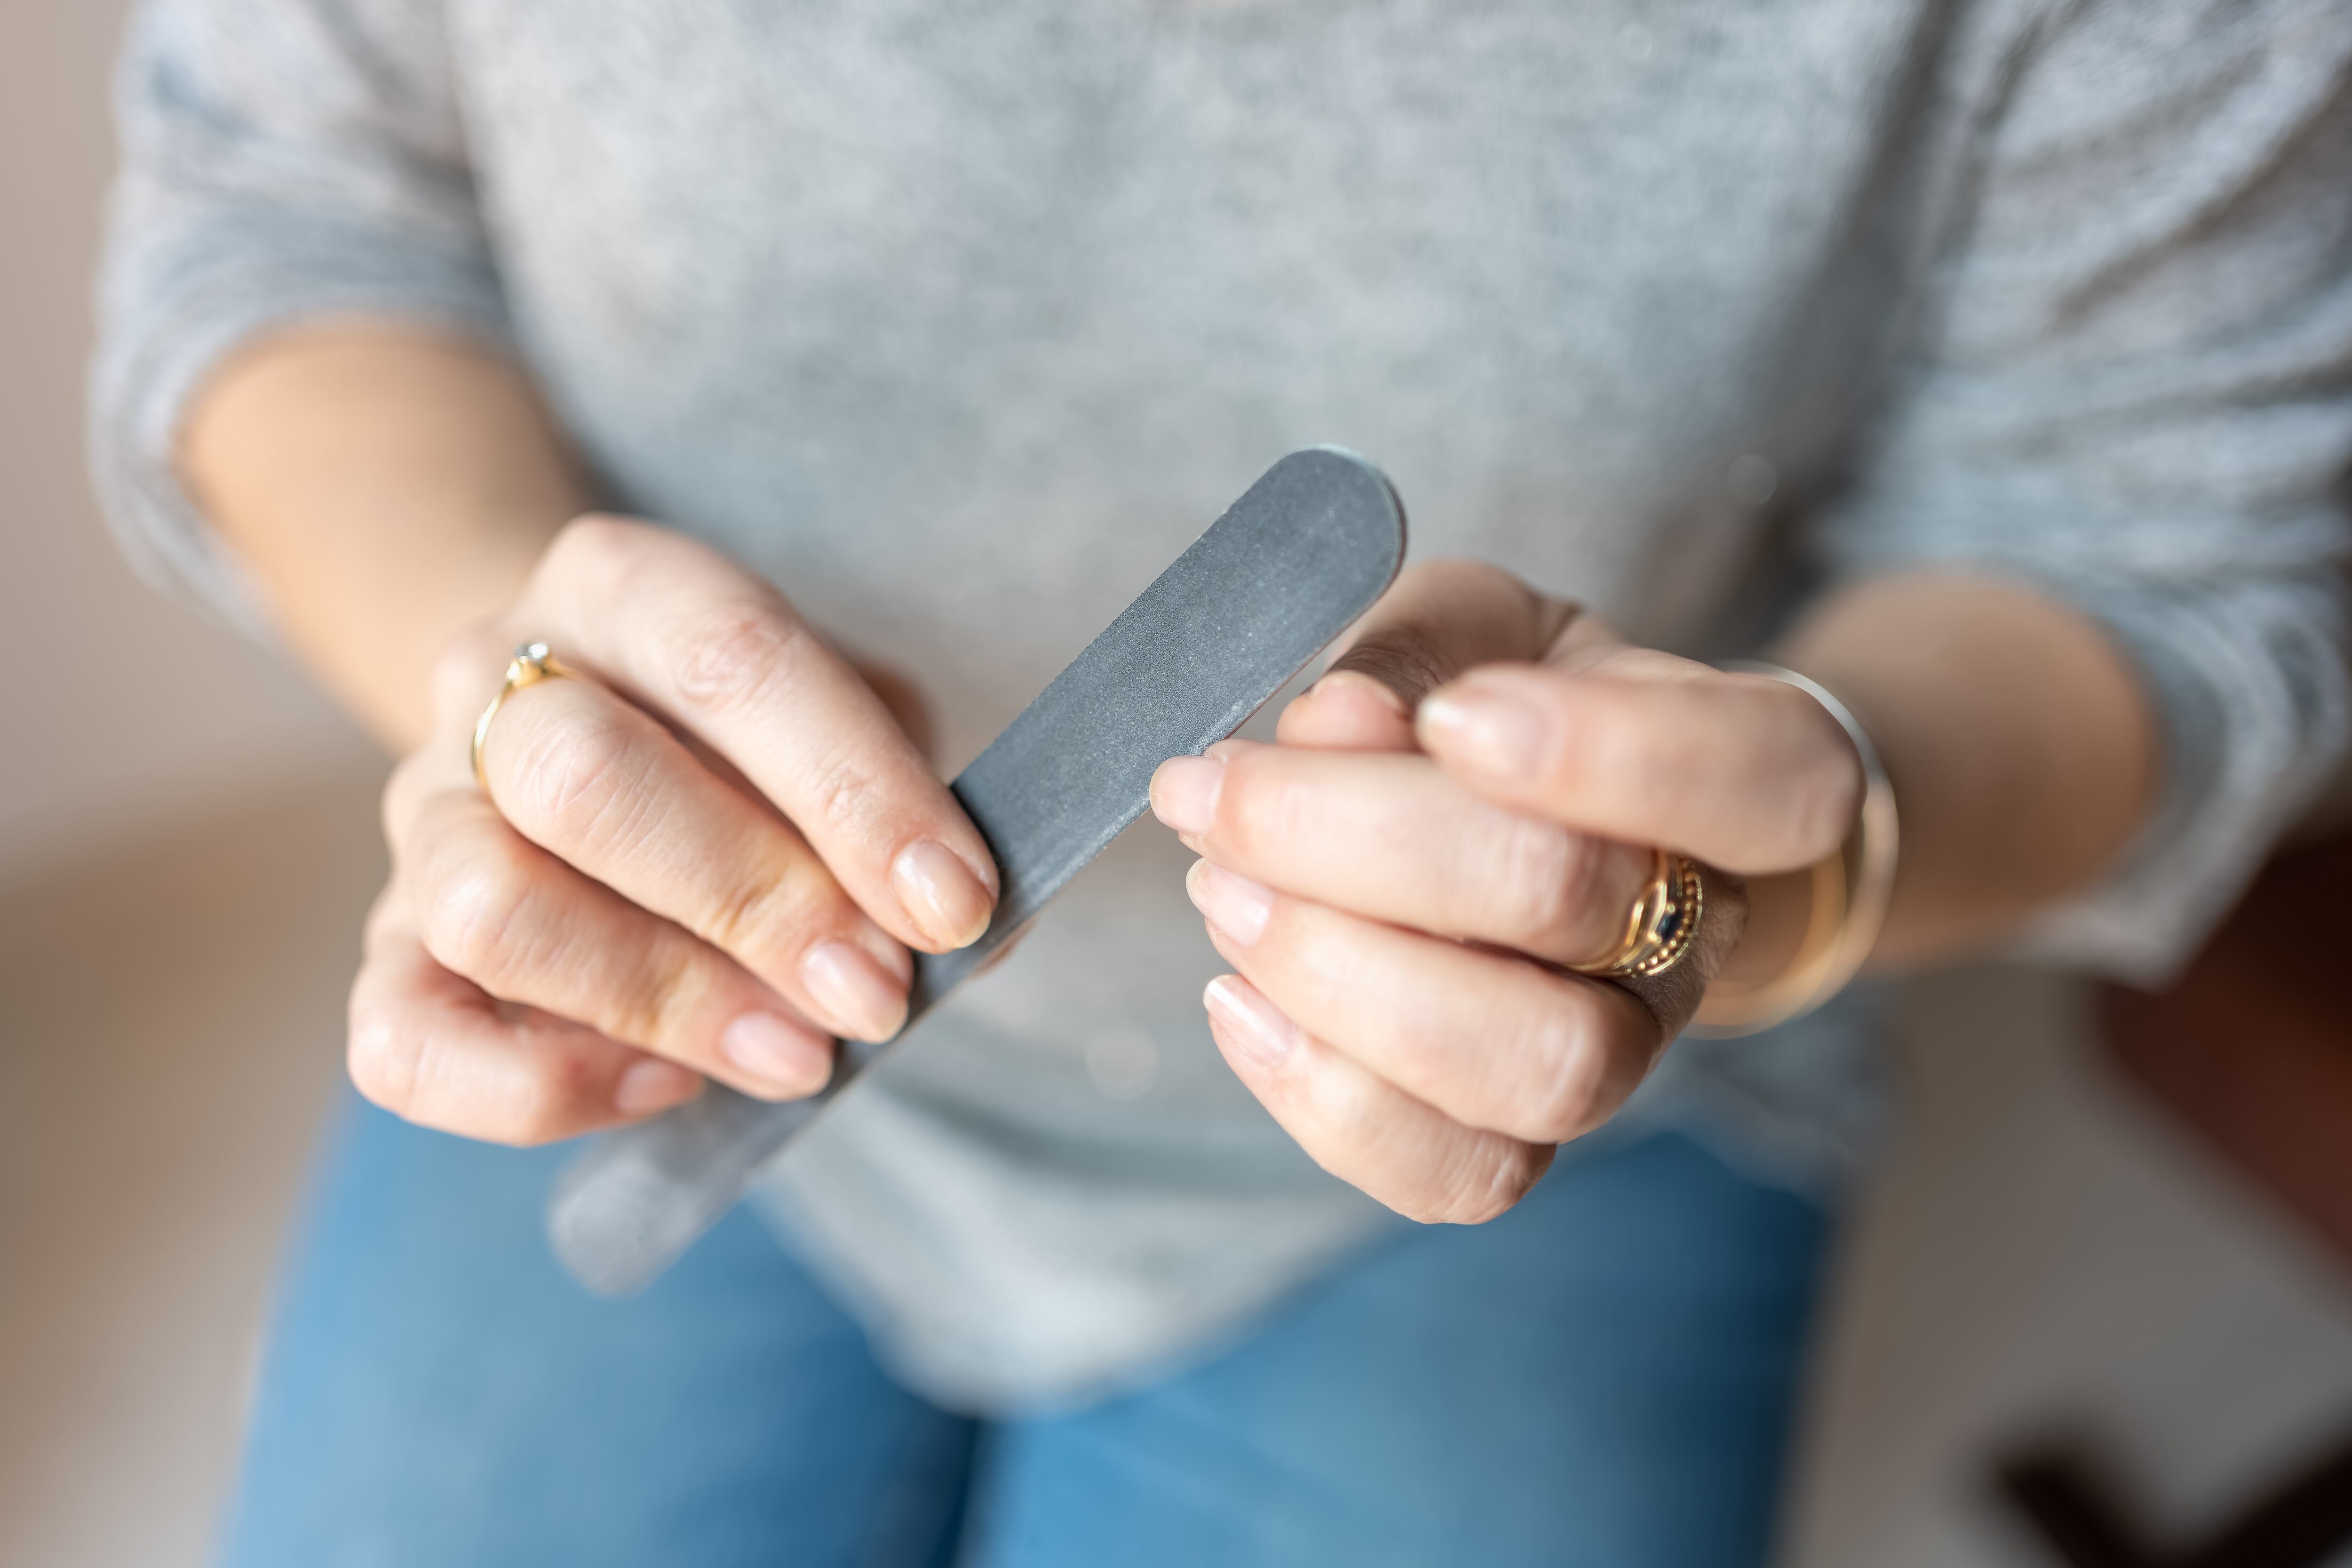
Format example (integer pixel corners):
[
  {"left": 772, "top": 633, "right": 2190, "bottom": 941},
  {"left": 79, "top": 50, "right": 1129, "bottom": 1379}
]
[
  {"left": 90, "top": 0, "right": 509, "bottom": 632},
  {"left": 1820, "top": 0, "right": 2352, "bottom": 981}
]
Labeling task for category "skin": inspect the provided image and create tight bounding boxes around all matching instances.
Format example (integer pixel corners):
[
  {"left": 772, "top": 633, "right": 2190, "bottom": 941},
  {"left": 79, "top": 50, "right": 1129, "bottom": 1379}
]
[{"left": 186, "top": 323, "right": 2155, "bottom": 1215}]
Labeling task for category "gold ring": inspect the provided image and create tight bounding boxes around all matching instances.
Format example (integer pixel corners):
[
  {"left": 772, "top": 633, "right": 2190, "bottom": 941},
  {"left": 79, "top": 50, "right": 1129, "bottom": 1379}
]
[
  {"left": 471, "top": 641, "right": 580, "bottom": 793},
  {"left": 1569, "top": 849, "right": 1706, "bottom": 980}
]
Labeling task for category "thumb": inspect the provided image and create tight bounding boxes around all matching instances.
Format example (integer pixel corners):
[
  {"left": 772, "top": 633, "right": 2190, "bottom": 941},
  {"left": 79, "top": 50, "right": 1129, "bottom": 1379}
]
[
  {"left": 1415, "top": 659, "right": 1863, "bottom": 874},
  {"left": 1277, "top": 559, "right": 1599, "bottom": 751}
]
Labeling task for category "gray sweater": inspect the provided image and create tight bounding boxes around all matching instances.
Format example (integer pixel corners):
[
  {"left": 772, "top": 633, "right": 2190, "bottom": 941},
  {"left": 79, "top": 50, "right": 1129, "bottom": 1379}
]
[{"left": 95, "top": 0, "right": 2352, "bottom": 1408}]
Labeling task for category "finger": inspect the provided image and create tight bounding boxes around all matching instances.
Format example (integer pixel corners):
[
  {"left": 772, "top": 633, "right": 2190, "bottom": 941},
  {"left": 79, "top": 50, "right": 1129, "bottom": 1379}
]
[
  {"left": 348, "top": 894, "right": 705, "bottom": 1145},
  {"left": 1417, "top": 662, "right": 1862, "bottom": 873},
  {"left": 1186, "top": 861, "right": 1662, "bottom": 1143},
  {"left": 1275, "top": 561, "right": 1589, "bottom": 751},
  {"left": 1151, "top": 740, "right": 1658, "bottom": 968},
  {"left": 510, "top": 517, "right": 1000, "bottom": 953},
  {"left": 1274, "top": 669, "right": 1420, "bottom": 752},
  {"left": 476, "top": 668, "right": 911, "bottom": 1043},
  {"left": 1201, "top": 972, "right": 1554, "bottom": 1225},
  {"left": 393, "top": 780, "right": 837, "bottom": 1102},
  {"left": 1329, "top": 558, "right": 1585, "bottom": 705}
]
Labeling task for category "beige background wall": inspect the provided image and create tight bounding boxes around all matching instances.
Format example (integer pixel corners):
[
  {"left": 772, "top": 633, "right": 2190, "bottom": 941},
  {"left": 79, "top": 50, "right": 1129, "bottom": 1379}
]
[
  {"left": 0, "top": 12, "right": 375, "bottom": 1557},
  {"left": 0, "top": 0, "right": 367, "bottom": 892}
]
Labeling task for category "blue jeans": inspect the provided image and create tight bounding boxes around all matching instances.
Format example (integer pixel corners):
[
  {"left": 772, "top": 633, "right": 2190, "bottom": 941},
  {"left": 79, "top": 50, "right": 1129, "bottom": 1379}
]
[{"left": 219, "top": 1096, "right": 1832, "bottom": 1568}]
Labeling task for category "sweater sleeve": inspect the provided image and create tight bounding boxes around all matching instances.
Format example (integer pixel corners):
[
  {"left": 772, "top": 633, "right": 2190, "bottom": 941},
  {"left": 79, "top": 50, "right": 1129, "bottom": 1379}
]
[
  {"left": 1818, "top": 0, "right": 2352, "bottom": 982},
  {"left": 89, "top": 0, "right": 509, "bottom": 633}
]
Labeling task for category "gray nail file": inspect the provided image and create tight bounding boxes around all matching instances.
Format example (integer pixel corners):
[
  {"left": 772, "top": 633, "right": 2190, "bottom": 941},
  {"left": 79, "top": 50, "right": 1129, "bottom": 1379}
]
[{"left": 547, "top": 447, "right": 1407, "bottom": 1294}]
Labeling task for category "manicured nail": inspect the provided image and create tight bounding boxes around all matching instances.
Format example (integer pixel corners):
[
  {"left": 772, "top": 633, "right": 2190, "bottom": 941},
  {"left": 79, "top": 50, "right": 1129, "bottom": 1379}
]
[
  {"left": 1186, "top": 860, "right": 1274, "bottom": 946},
  {"left": 1419, "top": 678, "right": 1549, "bottom": 778},
  {"left": 614, "top": 1058, "right": 702, "bottom": 1115},
  {"left": 892, "top": 840, "right": 996, "bottom": 950},
  {"left": 1204, "top": 975, "right": 1296, "bottom": 1070},
  {"left": 720, "top": 1011, "right": 834, "bottom": 1097},
  {"left": 801, "top": 940, "right": 909, "bottom": 1043},
  {"left": 1309, "top": 669, "right": 1409, "bottom": 719},
  {"left": 1151, "top": 754, "right": 1225, "bottom": 836}
]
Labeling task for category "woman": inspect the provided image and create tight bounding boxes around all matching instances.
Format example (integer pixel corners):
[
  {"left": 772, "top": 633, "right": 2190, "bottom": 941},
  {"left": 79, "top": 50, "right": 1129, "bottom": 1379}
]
[{"left": 94, "top": 1, "right": 2352, "bottom": 1564}]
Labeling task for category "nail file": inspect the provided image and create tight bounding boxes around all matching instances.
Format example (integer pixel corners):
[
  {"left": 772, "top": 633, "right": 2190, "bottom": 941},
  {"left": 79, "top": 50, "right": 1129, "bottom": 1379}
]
[{"left": 547, "top": 447, "right": 1408, "bottom": 1294}]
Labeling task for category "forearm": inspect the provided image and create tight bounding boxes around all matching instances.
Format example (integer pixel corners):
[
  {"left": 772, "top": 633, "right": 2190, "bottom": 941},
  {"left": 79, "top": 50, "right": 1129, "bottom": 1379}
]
[
  {"left": 1772, "top": 572, "right": 2161, "bottom": 969},
  {"left": 182, "top": 323, "right": 592, "bottom": 749},
  {"left": 179, "top": 334, "right": 2155, "bottom": 974}
]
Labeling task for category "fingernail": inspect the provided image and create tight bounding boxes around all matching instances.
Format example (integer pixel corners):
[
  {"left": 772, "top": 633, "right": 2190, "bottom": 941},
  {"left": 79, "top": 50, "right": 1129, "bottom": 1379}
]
[
  {"left": 801, "top": 939, "right": 909, "bottom": 1043},
  {"left": 892, "top": 840, "right": 996, "bottom": 950},
  {"left": 1185, "top": 860, "right": 1274, "bottom": 946},
  {"left": 1204, "top": 975, "right": 1296, "bottom": 1070},
  {"left": 1151, "top": 754, "right": 1225, "bottom": 836},
  {"left": 720, "top": 1011, "right": 834, "bottom": 1097},
  {"left": 1310, "top": 669, "right": 1410, "bottom": 718},
  {"left": 1419, "top": 678, "right": 1549, "bottom": 778},
  {"left": 614, "top": 1058, "right": 702, "bottom": 1115}
]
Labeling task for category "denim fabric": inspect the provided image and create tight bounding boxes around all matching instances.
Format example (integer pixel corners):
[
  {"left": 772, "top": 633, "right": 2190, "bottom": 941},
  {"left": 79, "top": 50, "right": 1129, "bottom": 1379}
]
[{"left": 220, "top": 1095, "right": 1830, "bottom": 1568}]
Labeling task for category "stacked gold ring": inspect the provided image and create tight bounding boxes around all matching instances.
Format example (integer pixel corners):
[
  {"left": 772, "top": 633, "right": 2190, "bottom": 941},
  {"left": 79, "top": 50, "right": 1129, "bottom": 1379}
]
[
  {"left": 1569, "top": 848, "right": 1706, "bottom": 980},
  {"left": 470, "top": 641, "right": 581, "bottom": 792}
]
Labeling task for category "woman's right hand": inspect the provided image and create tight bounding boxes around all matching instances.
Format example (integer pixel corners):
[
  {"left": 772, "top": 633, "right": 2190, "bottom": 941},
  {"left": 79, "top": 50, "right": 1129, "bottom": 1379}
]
[{"left": 350, "top": 516, "right": 1001, "bottom": 1145}]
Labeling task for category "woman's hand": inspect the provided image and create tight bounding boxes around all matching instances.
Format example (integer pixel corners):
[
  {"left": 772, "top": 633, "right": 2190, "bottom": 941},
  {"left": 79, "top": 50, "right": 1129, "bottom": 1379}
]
[
  {"left": 350, "top": 516, "right": 1000, "bottom": 1145},
  {"left": 1149, "top": 561, "right": 1863, "bottom": 1223}
]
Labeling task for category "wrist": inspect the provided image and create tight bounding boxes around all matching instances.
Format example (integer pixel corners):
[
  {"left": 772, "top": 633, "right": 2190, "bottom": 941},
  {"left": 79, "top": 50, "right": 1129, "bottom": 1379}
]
[
  {"left": 1774, "top": 573, "right": 2157, "bottom": 969},
  {"left": 182, "top": 325, "right": 588, "bottom": 749}
]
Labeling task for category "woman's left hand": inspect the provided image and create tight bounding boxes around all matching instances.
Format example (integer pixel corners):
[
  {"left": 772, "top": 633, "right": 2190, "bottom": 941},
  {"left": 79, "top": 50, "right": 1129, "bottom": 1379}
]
[{"left": 1148, "top": 561, "right": 1863, "bottom": 1223}]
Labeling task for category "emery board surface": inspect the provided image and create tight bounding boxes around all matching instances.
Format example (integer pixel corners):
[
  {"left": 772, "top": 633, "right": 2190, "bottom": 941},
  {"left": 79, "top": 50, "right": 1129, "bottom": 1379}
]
[{"left": 548, "top": 447, "right": 1406, "bottom": 1295}]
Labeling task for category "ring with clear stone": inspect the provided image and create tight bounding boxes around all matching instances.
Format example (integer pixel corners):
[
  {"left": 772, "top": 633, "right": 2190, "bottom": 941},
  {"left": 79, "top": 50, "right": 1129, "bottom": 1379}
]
[{"left": 470, "top": 640, "right": 583, "bottom": 794}]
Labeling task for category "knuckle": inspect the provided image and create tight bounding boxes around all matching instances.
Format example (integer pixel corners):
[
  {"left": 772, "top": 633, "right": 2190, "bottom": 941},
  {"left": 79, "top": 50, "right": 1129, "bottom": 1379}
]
[
  {"left": 1512, "top": 1004, "right": 1609, "bottom": 1143},
  {"left": 670, "top": 599, "right": 803, "bottom": 717},
  {"left": 1432, "top": 1140, "right": 1549, "bottom": 1225},
  {"left": 416, "top": 835, "right": 539, "bottom": 985},
  {"left": 495, "top": 1053, "right": 597, "bottom": 1147},
  {"left": 704, "top": 876, "right": 781, "bottom": 956},
  {"left": 600, "top": 941, "right": 709, "bottom": 1052},
  {"left": 344, "top": 922, "right": 603, "bottom": 1148},
  {"left": 540, "top": 513, "right": 648, "bottom": 597},
  {"left": 1216, "top": 749, "right": 1304, "bottom": 855},
  {"left": 705, "top": 857, "right": 826, "bottom": 958},
  {"left": 1307, "top": 1060, "right": 1385, "bottom": 1150},
  {"left": 798, "top": 737, "right": 891, "bottom": 842},
  {"left": 346, "top": 993, "right": 421, "bottom": 1120},
  {"left": 1480, "top": 814, "right": 1589, "bottom": 950},
  {"left": 508, "top": 708, "right": 648, "bottom": 849}
]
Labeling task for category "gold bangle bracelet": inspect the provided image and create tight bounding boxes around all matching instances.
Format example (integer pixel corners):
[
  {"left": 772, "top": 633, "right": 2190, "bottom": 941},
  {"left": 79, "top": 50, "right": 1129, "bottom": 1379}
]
[{"left": 1689, "top": 663, "right": 1899, "bottom": 1038}]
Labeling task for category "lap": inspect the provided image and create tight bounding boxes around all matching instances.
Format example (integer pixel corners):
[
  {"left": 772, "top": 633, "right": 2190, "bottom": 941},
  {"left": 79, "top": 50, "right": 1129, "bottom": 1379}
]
[
  {"left": 218, "top": 1092, "right": 975, "bottom": 1568},
  {"left": 970, "top": 1132, "right": 1833, "bottom": 1568},
  {"left": 222, "top": 1098, "right": 1829, "bottom": 1568}
]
